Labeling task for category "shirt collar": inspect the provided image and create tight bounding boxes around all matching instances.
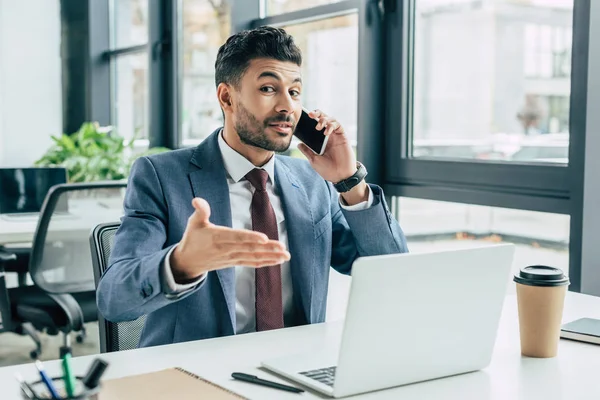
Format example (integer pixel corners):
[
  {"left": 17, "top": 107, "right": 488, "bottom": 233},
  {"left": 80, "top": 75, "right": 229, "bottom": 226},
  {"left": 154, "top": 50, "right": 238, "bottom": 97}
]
[{"left": 217, "top": 129, "right": 276, "bottom": 184}]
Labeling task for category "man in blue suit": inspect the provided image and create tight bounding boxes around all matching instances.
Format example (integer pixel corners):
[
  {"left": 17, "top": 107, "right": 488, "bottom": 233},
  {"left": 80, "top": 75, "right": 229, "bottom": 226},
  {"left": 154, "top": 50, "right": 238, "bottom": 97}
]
[{"left": 97, "top": 26, "right": 408, "bottom": 347}]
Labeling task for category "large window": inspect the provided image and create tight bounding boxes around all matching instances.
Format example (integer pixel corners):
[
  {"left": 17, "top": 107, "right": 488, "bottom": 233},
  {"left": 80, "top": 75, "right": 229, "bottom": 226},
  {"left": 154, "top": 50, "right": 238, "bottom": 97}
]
[
  {"left": 180, "top": 0, "right": 231, "bottom": 145},
  {"left": 76, "top": 0, "right": 597, "bottom": 296},
  {"left": 112, "top": 52, "right": 149, "bottom": 143},
  {"left": 396, "top": 197, "right": 570, "bottom": 293},
  {"left": 412, "top": 0, "right": 573, "bottom": 163},
  {"left": 266, "top": 0, "right": 344, "bottom": 16},
  {"left": 284, "top": 14, "right": 359, "bottom": 146},
  {"left": 111, "top": 0, "right": 148, "bottom": 48},
  {"left": 108, "top": 0, "right": 149, "bottom": 143}
]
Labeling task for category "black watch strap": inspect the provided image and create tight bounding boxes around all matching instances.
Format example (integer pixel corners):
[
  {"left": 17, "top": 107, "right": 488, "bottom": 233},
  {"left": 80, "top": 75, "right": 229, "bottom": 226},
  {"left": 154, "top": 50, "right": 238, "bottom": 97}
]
[{"left": 333, "top": 162, "right": 368, "bottom": 193}]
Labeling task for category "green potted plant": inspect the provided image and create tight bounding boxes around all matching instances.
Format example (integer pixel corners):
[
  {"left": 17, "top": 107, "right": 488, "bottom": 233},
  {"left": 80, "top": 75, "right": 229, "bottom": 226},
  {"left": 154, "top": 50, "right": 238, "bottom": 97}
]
[{"left": 35, "top": 122, "right": 170, "bottom": 182}]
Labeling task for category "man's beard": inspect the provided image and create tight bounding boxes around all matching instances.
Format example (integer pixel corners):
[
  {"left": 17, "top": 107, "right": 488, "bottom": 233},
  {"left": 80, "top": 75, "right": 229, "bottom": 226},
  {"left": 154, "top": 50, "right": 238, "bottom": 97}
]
[{"left": 234, "top": 100, "right": 295, "bottom": 152}]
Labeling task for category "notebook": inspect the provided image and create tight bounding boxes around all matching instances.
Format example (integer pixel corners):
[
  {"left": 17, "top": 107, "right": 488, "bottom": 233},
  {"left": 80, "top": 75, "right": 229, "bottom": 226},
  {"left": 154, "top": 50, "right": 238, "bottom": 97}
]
[
  {"left": 560, "top": 318, "right": 600, "bottom": 345},
  {"left": 98, "top": 367, "right": 249, "bottom": 400}
]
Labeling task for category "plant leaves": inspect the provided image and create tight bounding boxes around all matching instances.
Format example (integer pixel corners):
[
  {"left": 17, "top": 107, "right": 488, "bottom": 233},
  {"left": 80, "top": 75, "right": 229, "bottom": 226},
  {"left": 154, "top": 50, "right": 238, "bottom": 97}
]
[{"left": 33, "top": 122, "right": 171, "bottom": 183}]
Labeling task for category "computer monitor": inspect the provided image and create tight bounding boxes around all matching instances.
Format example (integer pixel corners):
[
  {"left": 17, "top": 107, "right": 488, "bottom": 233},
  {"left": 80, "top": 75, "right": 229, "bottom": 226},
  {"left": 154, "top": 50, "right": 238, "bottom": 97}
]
[{"left": 0, "top": 167, "right": 68, "bottom": 214}]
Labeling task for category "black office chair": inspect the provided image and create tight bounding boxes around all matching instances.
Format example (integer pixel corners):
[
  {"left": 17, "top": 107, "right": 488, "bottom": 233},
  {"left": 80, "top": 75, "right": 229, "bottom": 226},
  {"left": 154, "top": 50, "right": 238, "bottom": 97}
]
[
  {"left": 6, "top": 181, "right": 126, "bottom": 358},
  {"left": 90, "top": 222, "right": 146, "bottom": 353},
  {"left": 0, "top": 248, "right": 42, "bottom": 349}
]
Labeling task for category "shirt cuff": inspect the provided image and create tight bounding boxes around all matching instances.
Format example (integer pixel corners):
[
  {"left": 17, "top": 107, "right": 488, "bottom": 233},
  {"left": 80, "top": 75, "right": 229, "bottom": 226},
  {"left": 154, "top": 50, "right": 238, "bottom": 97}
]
[
  {"left": 161, "top": 244, "right": 206, "bottom": 294},
  {"left": 338, "top": 185, "right": 374, "bottom": 211}
]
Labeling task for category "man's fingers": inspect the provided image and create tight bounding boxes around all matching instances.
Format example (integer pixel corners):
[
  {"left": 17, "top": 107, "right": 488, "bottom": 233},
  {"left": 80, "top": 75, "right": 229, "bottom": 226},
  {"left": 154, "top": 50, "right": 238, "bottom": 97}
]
[
  {"left": 229, "top": 250, "right": 291, "bottom": 263},
  {"left": 308, "top": 109, "right": 324, "bottom": 120},
  {"left": 315, "top": 117, "right": 330, "bottom": 131},
  {"left": 223, "top": 241, "right": 287, "bottom": 254},
  {"left": 324, "top": 121, "right": 339, "bottom": 137},
  {"left": 189, "top": 198, "right": 211, "bottom": 227},
  {"left": 213, "top": 227, "right": 269, "bottom": 244}
]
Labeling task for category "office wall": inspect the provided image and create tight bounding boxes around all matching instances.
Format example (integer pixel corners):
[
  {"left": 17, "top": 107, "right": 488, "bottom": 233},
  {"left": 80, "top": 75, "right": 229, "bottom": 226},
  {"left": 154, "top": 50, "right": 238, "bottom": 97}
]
[{"left": 0, "top": 0, "right": 62, "bottom": 166}]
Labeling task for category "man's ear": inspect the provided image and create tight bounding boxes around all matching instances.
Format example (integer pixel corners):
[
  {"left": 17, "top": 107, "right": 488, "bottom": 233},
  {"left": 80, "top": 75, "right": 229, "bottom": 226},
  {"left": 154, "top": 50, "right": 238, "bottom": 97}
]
[{"left": 217, "top": 83, "right": 233, "bottom": 111}]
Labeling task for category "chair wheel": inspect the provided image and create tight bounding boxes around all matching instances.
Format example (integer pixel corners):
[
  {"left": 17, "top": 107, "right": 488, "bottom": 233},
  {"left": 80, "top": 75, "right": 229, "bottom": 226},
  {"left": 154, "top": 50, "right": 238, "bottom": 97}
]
[
  {"left": 29, "top": 350, "right": 39, "bottom": 359},
  {"left": 76, "top": 335, "right": 84, "bottom": 344}
]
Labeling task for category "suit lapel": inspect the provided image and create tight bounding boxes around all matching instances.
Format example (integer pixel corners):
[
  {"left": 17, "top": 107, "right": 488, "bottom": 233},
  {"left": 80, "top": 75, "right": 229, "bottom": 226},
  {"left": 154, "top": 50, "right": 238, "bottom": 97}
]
[
  {"left": 275, "top": 158, "right": 315, "bottom": 323},
  {"left": 188, "top": 131, "right": 235, "bottom": 333}
]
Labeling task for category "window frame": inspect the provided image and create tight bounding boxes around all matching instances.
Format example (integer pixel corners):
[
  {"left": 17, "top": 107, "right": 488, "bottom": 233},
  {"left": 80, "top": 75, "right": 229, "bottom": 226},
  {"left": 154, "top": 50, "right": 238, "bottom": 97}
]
[
  {"left": 384, "top": 0, "right": 575, "bottom": 215},
  {"left": 383, "top": 0, "right": 595, "bottom": 293}
]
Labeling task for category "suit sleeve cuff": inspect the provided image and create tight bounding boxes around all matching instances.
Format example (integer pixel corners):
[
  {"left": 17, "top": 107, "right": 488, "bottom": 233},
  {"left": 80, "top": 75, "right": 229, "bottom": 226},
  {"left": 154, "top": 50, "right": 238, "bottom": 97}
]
[
  {"left": 338, "top": 185, "right": 374, "bottom": 211},
  {"left": 161, "top": 244, "right": 206, "bottom": 294}
]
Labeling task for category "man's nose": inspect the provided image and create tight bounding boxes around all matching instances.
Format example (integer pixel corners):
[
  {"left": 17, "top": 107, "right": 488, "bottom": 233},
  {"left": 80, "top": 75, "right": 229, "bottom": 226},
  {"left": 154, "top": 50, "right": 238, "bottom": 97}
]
[{"left": 275, "top": 93, "right": 294, "bottom": 114}]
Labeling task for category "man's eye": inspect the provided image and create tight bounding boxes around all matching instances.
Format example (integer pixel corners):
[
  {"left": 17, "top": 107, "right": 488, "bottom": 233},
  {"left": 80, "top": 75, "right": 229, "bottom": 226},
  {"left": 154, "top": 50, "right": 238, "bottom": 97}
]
[
  {"left": 260, "top": 87, "right": 275, "bottom": 93},
  {"left": 290, "top": 90, "right": 301, "bottom": 97}
]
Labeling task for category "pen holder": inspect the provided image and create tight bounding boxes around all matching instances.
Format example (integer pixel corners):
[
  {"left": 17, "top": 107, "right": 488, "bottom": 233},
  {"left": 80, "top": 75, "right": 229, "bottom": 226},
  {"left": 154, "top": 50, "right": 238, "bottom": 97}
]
[{"left": 21, "top": 376, "right": 101, "bottom": 400}]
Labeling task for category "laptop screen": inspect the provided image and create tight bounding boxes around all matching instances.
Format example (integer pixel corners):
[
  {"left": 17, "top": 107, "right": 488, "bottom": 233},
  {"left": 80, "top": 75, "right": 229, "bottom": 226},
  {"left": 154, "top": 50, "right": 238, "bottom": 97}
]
[{"left": 0, "top": 168, "right": 68, "bottom": 214}]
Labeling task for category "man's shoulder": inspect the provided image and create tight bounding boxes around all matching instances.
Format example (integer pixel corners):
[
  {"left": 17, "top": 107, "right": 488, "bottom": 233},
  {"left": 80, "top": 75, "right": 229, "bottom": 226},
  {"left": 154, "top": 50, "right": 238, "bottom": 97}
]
[
  {"left": 141, "top": 147, "right": 195, "bottom": 170},
  {"left": 145, "top": 147, "right": 195, "bottom": 163},
  {"left": 129, "top": 148, "right": 196, "bottom": 182}
]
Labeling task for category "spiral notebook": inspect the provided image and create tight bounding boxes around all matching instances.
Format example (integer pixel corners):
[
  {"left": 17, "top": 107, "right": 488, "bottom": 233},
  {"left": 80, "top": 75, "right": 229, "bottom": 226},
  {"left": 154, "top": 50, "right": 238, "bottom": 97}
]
[{"left": 98, "top": 367, "right": 249, "bottom": 400}]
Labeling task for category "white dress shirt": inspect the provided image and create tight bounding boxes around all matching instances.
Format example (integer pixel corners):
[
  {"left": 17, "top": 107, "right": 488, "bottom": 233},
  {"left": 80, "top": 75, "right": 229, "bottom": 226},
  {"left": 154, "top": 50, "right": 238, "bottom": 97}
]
[{"left": 162, "top": 130, "right": 373, "bottom": 334}]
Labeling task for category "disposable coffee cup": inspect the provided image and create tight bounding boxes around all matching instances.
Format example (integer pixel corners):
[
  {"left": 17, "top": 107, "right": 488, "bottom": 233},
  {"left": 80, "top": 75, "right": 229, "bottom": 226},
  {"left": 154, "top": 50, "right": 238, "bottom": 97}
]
[{"left": 514, "top": 265, "right": 569, "bottom": 358}]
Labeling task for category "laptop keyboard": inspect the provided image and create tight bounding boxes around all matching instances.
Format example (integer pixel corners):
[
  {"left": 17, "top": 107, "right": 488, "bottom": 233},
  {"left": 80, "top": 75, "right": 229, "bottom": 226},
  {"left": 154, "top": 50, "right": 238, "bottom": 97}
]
[{"left": 300, "top": 366, "right": 337, "bottom": 387}]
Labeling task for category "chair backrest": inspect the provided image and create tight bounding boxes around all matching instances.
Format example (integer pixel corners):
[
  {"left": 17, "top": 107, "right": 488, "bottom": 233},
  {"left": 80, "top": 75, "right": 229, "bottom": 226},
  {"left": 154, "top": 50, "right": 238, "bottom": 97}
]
[
  {"left": 90, "top": 222, "right": 146, "bottom": 353},
  {"left": 29, "top": 182, "right": 127, "bottom": 295}
]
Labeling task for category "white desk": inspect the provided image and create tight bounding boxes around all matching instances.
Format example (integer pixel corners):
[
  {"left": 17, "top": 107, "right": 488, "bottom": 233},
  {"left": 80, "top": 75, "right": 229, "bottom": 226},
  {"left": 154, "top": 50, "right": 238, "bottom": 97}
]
[
  {"left": 1, "top": 292, "right": 599, "bottom": 400},
  {"left": 0, "top": 199, "right": 123, "bottom": 245},
  {"left": 0, "top": 216, "right": 40, "bottom": 245}
]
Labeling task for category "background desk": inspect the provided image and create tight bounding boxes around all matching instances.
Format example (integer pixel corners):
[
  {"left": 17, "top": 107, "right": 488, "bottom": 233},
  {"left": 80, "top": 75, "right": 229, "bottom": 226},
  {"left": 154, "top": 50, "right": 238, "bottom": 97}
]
[
  {"left": 0, "top": 216, "right": 40, "bottom": 245},
  {"left": 1, "top": 292, "right": 599, "bottom": 400},
  {"left": 0, "top": 199, "right": 123, "bottom": 245}
]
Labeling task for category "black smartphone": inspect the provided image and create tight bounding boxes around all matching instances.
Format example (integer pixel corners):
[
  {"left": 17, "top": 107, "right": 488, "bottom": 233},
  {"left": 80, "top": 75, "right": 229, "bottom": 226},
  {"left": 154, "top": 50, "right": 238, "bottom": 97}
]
[{"left": 293, "top": 109, "right": 329, "bottom": 155}]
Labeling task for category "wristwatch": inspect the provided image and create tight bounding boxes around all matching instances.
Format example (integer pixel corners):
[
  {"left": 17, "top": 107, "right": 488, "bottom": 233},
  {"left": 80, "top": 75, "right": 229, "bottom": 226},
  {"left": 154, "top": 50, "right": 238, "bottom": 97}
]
[{"left": 333, "top": 162, "right": 368, "bottom": 193}]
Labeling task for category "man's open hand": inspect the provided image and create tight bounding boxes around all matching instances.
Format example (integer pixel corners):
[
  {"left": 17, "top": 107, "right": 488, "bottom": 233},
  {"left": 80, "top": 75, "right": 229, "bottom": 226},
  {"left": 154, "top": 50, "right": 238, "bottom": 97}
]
[{"left": 170, "top": 198, "right": 290, "bottom": 282}]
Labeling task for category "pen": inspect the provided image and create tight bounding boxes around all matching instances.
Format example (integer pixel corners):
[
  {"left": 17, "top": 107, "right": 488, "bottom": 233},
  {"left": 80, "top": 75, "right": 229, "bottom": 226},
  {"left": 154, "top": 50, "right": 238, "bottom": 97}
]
[
  {"left": 232, "top": 372, "right": 304, "bottom": 393},
  {"left": 15, "top": 373, "right": 36, "bottom": 399},
  {"left": 62, "top": 353, "right": 76, "bottom": 397},
  {"left": 35, "top": 360, "right": 61, "bottom": 399}
]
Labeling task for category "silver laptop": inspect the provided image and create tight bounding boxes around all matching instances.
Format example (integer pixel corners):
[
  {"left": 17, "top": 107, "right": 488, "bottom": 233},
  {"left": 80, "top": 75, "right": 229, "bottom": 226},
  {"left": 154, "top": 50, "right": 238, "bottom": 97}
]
[{"left": 262, "top": 244, "right": 515, "bottom": 398}]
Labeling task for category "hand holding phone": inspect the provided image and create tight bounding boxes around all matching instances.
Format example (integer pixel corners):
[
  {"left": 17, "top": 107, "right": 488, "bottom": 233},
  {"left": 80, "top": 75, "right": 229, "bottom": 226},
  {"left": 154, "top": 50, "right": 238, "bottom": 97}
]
[
  {"left": 293, "top": 109, "right": 329, "bottom": 155},
  {"left": 295, "top": 109, "right": 361, "bottom": 192}
]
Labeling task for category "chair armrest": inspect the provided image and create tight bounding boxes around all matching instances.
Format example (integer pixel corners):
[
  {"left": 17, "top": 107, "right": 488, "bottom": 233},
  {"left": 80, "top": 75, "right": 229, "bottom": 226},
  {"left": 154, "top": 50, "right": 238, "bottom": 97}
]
[
  {"left": 0, "top": 250, "right": 16, "bottom": 263},
  {"left": 0, "top": 251, "right": 15, "bottom": 332},
  {"left": 47, "top": 293, "right": 85, "bottom": 332}
]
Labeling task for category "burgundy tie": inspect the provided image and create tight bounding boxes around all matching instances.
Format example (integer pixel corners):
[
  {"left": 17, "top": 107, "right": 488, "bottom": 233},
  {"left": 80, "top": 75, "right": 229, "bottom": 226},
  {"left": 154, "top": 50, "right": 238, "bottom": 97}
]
[{"left": 245, "top": 168, "right": 284, "bottom": 331}]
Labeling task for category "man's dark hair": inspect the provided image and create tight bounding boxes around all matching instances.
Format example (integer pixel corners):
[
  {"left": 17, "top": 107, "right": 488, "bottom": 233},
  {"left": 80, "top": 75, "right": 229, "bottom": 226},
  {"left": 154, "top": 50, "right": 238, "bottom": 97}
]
[{"left": 215, "top": 26, "right": 302, "bottom": 89}]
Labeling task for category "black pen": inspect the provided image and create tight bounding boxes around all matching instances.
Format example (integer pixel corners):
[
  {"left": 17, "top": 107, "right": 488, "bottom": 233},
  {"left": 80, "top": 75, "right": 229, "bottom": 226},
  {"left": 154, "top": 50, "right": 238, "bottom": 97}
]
[
  {"left": 82, "top": 358, "right": 109, "bottom": 389},
  {"left": 232, "top": 372, "right": 304, "bottom": 394}
]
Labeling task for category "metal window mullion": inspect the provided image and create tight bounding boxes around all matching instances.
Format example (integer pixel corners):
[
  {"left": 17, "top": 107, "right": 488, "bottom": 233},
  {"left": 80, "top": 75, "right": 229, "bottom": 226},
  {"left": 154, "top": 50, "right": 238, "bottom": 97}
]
[
  {"left": 148, "top": 0, "right": 177, "bottom": 149},
  {"left": 357, "top": 0, "right": 386, "bottom": 185},
  {"left": 103, "top": 44, "right": 149, "bottom": 59},
  {"left": 88, "top": 0, "right": 112, "bottom": 127},
  {"left": 252, "top": 0, "right": 359, "bottom": 28},
  {"left": 570, "top": 0, "right": 596, "bottom": 294}
]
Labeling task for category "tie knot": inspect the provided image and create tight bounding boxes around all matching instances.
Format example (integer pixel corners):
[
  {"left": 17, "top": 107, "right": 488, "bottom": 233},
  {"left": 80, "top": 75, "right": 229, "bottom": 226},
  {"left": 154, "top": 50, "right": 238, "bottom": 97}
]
[{"left": 245, "top": 168, "right": 269, "bottom": 191}]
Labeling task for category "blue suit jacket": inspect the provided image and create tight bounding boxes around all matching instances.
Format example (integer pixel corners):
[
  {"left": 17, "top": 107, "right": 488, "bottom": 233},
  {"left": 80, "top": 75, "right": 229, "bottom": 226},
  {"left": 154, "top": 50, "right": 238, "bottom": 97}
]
[{"left": 97, "top": 130, "right": 408, "bottom": 347}]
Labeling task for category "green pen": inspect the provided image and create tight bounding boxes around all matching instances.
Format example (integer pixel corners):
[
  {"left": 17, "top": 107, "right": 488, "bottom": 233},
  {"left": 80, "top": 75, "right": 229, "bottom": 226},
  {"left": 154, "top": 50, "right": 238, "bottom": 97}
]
[{"left": 61, "top": 353, "right": 76, "bottom": 397}]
